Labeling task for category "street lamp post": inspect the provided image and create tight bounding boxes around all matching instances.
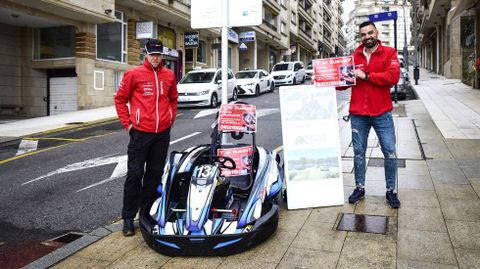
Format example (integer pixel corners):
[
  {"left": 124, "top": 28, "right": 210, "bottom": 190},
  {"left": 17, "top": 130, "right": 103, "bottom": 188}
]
[
  {"left": 412, "top": 0, "right": 420, "bottom": 85},
  {"left": 402, "top": 1, "right": 408, "bottom": 71}
]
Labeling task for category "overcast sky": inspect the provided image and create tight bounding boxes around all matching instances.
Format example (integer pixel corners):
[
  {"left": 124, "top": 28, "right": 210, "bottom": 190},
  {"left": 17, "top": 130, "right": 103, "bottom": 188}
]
[{"left": 342, "top": 0, "right": 355, "bottom": 23}]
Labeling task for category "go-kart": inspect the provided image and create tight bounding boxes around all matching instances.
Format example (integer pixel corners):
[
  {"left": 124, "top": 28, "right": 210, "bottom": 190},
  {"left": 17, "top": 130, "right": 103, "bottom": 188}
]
[{"left": 139, "top": 103, "right": 283, "bottom": 256}]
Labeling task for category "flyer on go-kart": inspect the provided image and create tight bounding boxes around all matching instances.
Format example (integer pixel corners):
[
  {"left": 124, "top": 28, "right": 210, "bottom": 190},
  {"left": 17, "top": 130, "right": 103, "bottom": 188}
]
[
  {"left": 217, "top": 146, "right": 253, "bottom": 177},
  {"left": 313, "top": 56, "right": 356, "bottom": 87},
  {"left": 218, "top": 103, "right": 257, "bottom": 133}
]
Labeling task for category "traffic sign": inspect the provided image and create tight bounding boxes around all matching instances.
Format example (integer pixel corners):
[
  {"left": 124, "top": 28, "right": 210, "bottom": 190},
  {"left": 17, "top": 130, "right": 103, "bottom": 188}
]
[{"left": 368, "top": 11, "right": 398, "bottom": 22}]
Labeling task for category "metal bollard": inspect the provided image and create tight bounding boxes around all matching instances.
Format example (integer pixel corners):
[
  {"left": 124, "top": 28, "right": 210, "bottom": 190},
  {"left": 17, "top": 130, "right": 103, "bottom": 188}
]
[{"left": 414, "top": 66, "right": 420, "bottom": 85}]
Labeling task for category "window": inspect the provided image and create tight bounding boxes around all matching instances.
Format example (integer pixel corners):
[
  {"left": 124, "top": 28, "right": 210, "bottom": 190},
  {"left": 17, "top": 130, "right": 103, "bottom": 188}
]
[
  {"left": 113, "top": 70, "right": 124, "bottom": 94},
  {"left": 197, "top": 40, "right": 206, "bottom": 63},
  {"left": 281, "top": 21, "right": 287, "bottom": 35},
  {"left": 291, "top": 12, "right": 297, "bottom": 25},
  {"left": 97, "top": 11, "right": 127, "bottom": 62},
  {"left": 263, "top": 8, "right": 277, "bottom": 30},
  {"left": 185, "top": 49, "right": 194, "bottom": 62},
  {"left": 33, "top": 26, "right": 75, "bottom": 59}
]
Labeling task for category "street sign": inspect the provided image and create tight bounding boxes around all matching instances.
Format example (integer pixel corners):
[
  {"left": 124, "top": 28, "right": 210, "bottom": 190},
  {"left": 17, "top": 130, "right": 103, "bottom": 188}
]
[{"left": 368, "top": 11, "right": 398, "bottom": 22}]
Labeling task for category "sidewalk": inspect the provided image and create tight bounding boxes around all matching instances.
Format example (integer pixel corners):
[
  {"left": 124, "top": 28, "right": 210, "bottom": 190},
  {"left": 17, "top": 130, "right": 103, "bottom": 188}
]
[{"left": 14, "top": 68, "right": 480, "bottom": 268}]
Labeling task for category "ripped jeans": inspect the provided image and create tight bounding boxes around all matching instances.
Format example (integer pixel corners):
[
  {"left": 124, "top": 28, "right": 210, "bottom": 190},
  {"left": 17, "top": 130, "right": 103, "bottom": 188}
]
[{"left": 351, "top": 112, "right": 397, "bottom": 191}]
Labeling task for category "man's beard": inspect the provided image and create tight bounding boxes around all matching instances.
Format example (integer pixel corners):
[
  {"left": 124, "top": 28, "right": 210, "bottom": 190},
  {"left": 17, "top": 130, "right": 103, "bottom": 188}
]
[{"left": 363, "top": 38, "right": 377, "bottom": 48}]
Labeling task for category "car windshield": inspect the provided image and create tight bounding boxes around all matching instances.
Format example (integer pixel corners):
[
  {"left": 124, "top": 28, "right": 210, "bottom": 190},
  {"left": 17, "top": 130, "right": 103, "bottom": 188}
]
[
  {"left": 273, "top": 63, "right": 293, "bottom": 71},
  {"left": 235, "top": 71, "right": 257, "bottom": 79},
  {"left": 306, "top": 64, "right": 313, "bottom": 70},
  {"left": 179, "top": 72, "right": 215, "bottom": 84}
]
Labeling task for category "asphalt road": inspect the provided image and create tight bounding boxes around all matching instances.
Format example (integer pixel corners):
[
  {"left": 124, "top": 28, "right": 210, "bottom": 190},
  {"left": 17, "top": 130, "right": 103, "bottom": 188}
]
[{"left": 0, "top": 83, "right": 351, "bottom": 268}]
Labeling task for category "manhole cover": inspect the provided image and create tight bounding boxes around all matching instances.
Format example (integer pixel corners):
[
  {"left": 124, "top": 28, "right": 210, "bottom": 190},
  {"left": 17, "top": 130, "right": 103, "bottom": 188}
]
[
  {"left": 51, "top": 232, "right": 83, "bottom": 244},
  {"left": 368, "top": 158, "right": 406, "bottom": 168},
  {"left": 336, "top": 213, "right": 388, "bottom": 234}
]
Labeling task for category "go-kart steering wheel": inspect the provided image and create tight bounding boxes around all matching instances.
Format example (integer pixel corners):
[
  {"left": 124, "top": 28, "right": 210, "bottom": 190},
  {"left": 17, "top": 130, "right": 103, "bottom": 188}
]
[{"left": 216, "top": 156, "right": 236, "bottom": 170}]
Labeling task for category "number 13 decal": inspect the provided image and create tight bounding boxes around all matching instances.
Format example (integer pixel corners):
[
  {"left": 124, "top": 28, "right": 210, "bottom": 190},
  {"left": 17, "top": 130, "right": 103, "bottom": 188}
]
[{"left": 196, "top": 165, "right": 212, "bottom": 178}]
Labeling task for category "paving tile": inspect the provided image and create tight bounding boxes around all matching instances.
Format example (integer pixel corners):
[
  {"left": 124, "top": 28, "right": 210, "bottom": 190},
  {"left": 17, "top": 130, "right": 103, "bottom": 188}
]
[
  {"left": 435, "top": 184, "right": 479, "bottom": 200},
  {"left": 277, "top": 207, "right": 310, "bottom": 232},
  {"left": 459, "top": 165, "right": 480, "bottom": 178},
  {"left": 446, "top": 220, "right": 480, "bottom": 250},
  {"left": 439, "top": 199, "right": 480, "bottom": 222},
  {"left": 74, "top": 231, "right": 143, "bottom": 262},
  {"left": 108, "top": 243, "right": 170, "bottom": 268},
  {"left": 430, "top": 169, "right": 470, "bottom": 185},
  {"left": 398, "top": 160, "right": 430, "bottom": 176},
  {"left": 291, "top": 220, "right": 347, "bottom": 252},
  {"left": 354, "top": 196, "right": 398, "bottom": 217},
  {"left": 397, "top": 259, "right": 458, "bottom": 269},
  {"left": 337, "top": 232, "right": 396, "bottom": 269},
  {"left": 397, "top": 229, "right": 456, "bottom": 265},
  {"left": 221, "top": 231, "right": 296, "bottom": 264},
  {"left": 398, "top": 206, "right": 446, "bottom": 232},
  {"left": 308, "top": 204, "right": 354, "bottom": 225},
  {"left": 342, "top": 160, "right": 354, "bottom": 173},
  {"left": 51, "top": 256, "right": 110, "bottom": 269},
  {"left": 276, "top": 247, "right": 339, "bottom": 269},
  {"left": 398, "top": 174, "right": 434, "bottom": 190},
  {"left": 217, "top": 259, "right": 277, "bottom": 269},
  {"left": 400, "top": 189, "right": 440, "bottom": 208},
  {"left": 455, "top": 248, "right": 480, "bottom": 269},
  {"left": 364, "top": 180, "right": 389, "bottom": 196},
  {"left": 469, "top": 177, "right": 480, "bottom": 195},
  {"left": 342, "top": 172, "right": 355, "bottom": 187},
  {"left": 160, "top": 256, "right": 223, "bottom": 269}
]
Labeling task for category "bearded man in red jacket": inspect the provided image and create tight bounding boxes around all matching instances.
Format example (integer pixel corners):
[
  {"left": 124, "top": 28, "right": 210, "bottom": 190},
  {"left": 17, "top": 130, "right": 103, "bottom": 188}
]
[
  {"left": 337, "top": 21, "right": 401, "bottom": 208},
  {"left": 114, "top": 39, "right": 178, "bottom": 236}
]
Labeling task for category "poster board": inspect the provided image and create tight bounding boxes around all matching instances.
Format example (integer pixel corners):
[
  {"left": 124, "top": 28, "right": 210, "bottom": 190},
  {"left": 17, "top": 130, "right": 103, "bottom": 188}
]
[
  {"left": 218, "top": 104, "right": 257, "bottom": 133},
  {"left": 313, "top": 56, "right": 356, "bottom": 87},
  {"left": 279, "top": 85, "right": 344, "bottom": 209},
  {"left": 191, "top": 0, "right": 262, "bottom": 29}
]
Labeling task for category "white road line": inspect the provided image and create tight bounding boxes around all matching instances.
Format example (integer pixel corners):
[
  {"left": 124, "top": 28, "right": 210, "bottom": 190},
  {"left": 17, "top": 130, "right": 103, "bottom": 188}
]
[
  {"left": 16, "top": 139, "right": 38, "bottom": 156},
  {"left": 169, "top": 132, "right": 201, "bottom": 144},
  {"left": 193, "top": 109, "right": 218, "bottom": 119}
]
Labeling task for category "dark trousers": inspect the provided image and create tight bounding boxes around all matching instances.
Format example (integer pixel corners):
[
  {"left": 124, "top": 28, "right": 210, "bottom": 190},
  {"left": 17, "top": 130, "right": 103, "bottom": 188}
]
[{"left": 122, "top": 128, "right": 170, "bottom": 219}]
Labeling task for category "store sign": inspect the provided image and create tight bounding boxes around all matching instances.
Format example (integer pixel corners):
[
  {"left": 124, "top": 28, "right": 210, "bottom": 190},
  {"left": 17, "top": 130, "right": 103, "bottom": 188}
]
[
  {"left": 239, "top": 31, "right": 256, "bottom": 42},
  {"left": 184, "top": 32, "right": 199, "bottom": 48},
  {"left": 228, "top": 29, "right": 239, "bottom": 43},
  {"left": 239, "top": 43, "right": 248, "bottom": 51},
  {"left": 136, "top": 21, "right": 155, "bottom": 39},
  {"left": 163, "top": 47, "right": 179, "bottom": 58},
  {"left": 279, "top": 85, "right": 344, "bottom": 209},
  {"left": 313, "top": 56, "right": 356, "bottom": 87},
  {"left": 217, "top": 146, "right": 253, "bottom": 177}
]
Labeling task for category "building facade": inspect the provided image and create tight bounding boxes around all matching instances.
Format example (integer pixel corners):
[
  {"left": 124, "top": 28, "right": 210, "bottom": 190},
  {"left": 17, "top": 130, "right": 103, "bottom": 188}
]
[
  {"left": 411, "top": 0, "right": 480, "bottom": 88},
  {"left": 0, "top": 0, "right": 345, "bottom": 117},
  {"left": 344, "top": 0, "right": 412, "bottom": 56}
]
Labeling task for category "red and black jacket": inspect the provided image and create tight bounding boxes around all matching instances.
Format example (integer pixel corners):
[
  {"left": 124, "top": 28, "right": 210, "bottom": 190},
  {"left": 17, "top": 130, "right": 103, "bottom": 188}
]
[
  {"left": 337, "top": 40, "right": 400, "bottom": 116},
  {"left": 115, "top": 60, "right": 178, "bottom": 133}
]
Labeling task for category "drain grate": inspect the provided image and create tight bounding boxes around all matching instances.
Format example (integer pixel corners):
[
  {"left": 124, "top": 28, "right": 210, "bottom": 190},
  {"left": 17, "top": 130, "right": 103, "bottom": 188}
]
[
  {"left": 51, "top": 232, "right": 83, "bottom": 244},
  {"left": 368, "top": 158, "right": 406, "bottom": 168},
  {"left": 336, "top": 213, "right": 388, "bottom": 234}
]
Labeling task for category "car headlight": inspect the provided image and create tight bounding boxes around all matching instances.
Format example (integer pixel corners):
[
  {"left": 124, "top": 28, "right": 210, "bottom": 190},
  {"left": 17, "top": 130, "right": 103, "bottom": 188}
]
[
  {"left": 194, "top": 89, "right": 210, "bottom": 96},
  {"left": 286, "top": 74, "right": 293, "bottom": 78}
]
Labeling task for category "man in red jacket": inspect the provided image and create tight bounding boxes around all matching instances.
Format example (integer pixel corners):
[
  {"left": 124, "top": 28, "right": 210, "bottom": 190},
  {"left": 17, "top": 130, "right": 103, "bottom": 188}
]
[
  {"left": 337, "top": 21, "right": 401, "bottom": 208},
  {"left": 114, "top": 39, "right": 178, "bottom": 236}
]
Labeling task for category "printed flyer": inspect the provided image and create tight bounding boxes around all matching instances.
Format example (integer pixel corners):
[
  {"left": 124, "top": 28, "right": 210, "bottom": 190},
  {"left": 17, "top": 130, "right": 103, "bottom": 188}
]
[
  {"left": 313, "top": 56, "right": 356, "bottom": 87},
  {"left": 217, "top": 146, "right": 253, "bottom": 177},
  {"left": 218, "top": 104, "right": 257, "bottom": 133}
]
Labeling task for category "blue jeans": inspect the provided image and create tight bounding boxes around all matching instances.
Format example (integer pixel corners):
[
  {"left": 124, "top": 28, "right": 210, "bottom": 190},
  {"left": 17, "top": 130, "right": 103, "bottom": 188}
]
[{"left": 351, "top": 112, "right": 397, "bottom": 191}]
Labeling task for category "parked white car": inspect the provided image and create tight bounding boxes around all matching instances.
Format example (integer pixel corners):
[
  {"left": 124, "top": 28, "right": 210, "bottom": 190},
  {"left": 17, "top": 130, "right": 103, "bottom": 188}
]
[
  {"left": 270, "top": 61, "right": 306, "bottom": 87},
  {"left": 235, "top": 69, "right": 275, "bottom": 96},
  {"left": 177, "top": 68, "right": 238, "bottom": 108},
  {"left": 305, "top": 62, "right": 314, "bottom": 80}
]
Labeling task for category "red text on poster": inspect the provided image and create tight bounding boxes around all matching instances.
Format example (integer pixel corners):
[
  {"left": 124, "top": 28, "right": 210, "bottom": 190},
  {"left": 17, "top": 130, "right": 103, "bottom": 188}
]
[
  {"left": 313, "top": 56, "right": 356, "bottom": 87},
  {"left": 217, "top": 146, "right": 253, "bottom": 177},
  {"left": 218, "top": 104, "right": 257, "bottom": 133}
]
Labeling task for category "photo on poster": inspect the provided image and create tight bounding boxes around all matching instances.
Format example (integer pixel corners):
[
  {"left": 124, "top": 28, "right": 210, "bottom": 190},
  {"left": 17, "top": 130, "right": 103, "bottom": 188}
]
[
  {"left": 280, "top": 89, "right": 335, "bottom": 121},
  {"left": 286, "top": 147, "right": 340, "bottom": 181},
  {"left": 338, "top": 64, "right": 355, "bottom": 86}
]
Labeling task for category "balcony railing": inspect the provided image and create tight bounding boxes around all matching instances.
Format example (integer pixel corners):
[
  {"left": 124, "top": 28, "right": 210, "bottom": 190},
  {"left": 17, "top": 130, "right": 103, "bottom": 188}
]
[{"left": 263, "top": 19, "right": 277, "bottom": 31}]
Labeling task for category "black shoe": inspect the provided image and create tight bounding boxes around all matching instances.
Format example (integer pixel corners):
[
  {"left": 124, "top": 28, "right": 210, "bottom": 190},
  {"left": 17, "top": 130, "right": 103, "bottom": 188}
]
[
  {"left": 122, "top": 218, "right": 135, "bottom": 236},
  {"left": 386, "top": 190, "right": 401, "bottom": 208},
  {"left": 348, "top": 187, "right": 365, "bottom": 204}
]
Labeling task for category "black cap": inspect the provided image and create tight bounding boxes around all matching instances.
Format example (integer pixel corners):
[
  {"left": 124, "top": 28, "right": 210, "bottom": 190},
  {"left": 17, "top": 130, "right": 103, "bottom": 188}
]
[{"left": 145, "top": 39, "right": 164, "bottom": 55}]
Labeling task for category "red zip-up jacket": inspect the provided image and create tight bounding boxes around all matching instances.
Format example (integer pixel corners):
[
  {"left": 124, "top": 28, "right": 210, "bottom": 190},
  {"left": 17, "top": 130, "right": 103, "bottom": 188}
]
[
  {"left": 337, "top": 40, "right": 400, "bottom": 116},
  {"left": 114, "top": 59, "right": 178, "bottom": 133}
]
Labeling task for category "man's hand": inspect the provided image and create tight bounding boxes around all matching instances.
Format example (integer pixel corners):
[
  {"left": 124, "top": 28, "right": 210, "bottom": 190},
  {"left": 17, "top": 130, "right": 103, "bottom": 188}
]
[{"left": 354, "top": 69, "right": 367, "bottom": 80}]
